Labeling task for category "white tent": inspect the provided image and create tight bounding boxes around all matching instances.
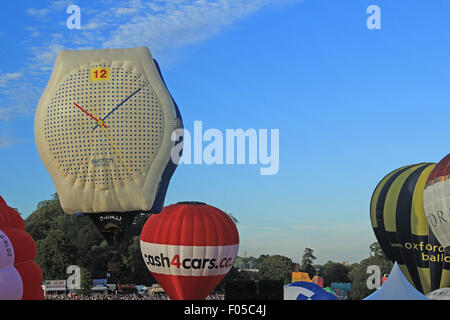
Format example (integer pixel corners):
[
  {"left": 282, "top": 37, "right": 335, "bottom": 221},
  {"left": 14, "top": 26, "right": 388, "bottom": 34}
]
[{"left": 364, "top": 262, "right": 429, "bottom": 300}]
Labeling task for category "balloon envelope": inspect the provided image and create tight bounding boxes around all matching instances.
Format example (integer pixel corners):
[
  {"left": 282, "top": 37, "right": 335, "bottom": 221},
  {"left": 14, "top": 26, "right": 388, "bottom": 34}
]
[
  {"left": 0, "top": 196, "right": 44, "bottom": 300},
  {"left": 426, "top": 287, "right": 450, "bottom": 300},
  {"left": 34, "top": 47, "right": 183, "bottom": 215},
  {"left": 424, "top": 154, "right": 450, "bottom": 248},
  {"left": 284, "top": 282, "right": 338, "bottom": 300},
  {"left": 370, "top": 163, "right": 450, "bottom": 293},
  {"left": 140, "top": 202, "right": 239, "bottom": 300}
]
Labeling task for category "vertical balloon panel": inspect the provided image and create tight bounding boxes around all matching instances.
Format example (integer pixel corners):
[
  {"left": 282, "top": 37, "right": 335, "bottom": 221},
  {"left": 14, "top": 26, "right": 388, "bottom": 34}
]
[
  {"left": 440, "top": 251, "right": 450, "bottom": 289},
  {"left": 427, "top": 228, "right": 450, "bottom": 290},
  {"left": 424, "top": 154, "right": 450, "bottom": 290},
  {"left": 370, "top": 165, "right": 414, "bottom": 263},
  {"left": 428, "top": 228, "right": 443, "bottom": 291},
  {"left": 395, "top": 164, "right": 435, "bottom": 294},
  {"left": 371, "top": 165, "right": 418, "bottom": 287},
  {"left": 370, "top": 163, "right": 448, "bottom": 294}
]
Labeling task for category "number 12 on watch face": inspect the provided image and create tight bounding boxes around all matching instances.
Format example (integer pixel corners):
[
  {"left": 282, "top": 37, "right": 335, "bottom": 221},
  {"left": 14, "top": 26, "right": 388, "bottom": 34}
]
[{"left": 90, "top": 67, "right": 110, "bottom": 81}]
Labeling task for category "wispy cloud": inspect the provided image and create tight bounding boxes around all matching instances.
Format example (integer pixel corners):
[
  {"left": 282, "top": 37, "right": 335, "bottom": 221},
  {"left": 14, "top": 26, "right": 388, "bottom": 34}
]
[
  {"left": 101, "top": 0, "right": 292, "bottom": 54},
  {"left": 0, "top": 108, "right": 13, "bottom": 121},
  {"left": 28, "top": 43, "right": 66, "bottom": 71},
  {"left": 0, "top": 131, "right": 19, "bottom": 149},
  {"left": 1, "top": 0, "right": 301, "bottom": 126},
  {"left": 26, "top": 8, "right": 51, "bottom": 19},
  {"left": 27, "top": 0, "right": 301, "bottom": 66},
  {"left": 0, "top": 72, "right": 23, "bottom": 87}
]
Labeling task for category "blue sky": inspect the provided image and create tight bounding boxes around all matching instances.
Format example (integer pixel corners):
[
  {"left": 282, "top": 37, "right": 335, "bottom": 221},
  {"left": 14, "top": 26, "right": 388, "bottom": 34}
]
[{"left": 0, "top": 0, "right": 449, "bottom": 264}]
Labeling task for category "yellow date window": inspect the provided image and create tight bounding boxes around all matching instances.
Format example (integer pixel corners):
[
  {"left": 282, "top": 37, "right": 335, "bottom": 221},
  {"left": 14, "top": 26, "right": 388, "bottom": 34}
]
[{"left": 90, "top": 67, "right": 110, "bottom": 82}]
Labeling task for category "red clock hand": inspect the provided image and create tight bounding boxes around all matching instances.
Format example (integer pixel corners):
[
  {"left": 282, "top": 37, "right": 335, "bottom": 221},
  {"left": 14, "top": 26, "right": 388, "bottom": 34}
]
[{"left": 74, "top": 102, "right": 108, "bottom": 128}]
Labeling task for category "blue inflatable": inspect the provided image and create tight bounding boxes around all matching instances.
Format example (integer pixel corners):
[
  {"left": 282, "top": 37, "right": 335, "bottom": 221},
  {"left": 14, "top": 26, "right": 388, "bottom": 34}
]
[{"left": 284, "top": 281, "right": 338, "bottom": 300}]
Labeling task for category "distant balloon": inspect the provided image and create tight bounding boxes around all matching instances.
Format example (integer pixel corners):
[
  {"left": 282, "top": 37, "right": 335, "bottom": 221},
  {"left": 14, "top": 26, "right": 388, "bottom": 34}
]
[
  {"left": 284, "top": 282, "right": 338, "bottom": 300},
  {"left": 140, "top": 202, "right": 239, "bottom": 300},
  {"left": 0, "top": 196, "right": 44, "bottom": 300},
  {"left": 312, "top": 275, "right": 324, "bottom": 288},
  {"left": 370, "top": 163, "right": 450, "bottom": 294},
  {"left": 323, "top": 287, "right": 338, "bottom": 296}
]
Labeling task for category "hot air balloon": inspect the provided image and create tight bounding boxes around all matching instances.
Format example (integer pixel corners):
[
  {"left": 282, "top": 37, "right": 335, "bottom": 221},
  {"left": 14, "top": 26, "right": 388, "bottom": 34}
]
[
  {"left": 34, "top": 47, "right": 183, "bottom": 269},
  {"left": 284, "top": 282, "right": 338, "bottom": 300},
  {"left": 0, "top": 196, "right": 44, "bottom": 300},
  {"left": 426, "top": 287, "right": 450, "bottom": 300},
  {"left": 424, "top": 154, "right": 450, "bottom": 249},
  {"left": 423, "top": 154, "right": 450, "bottom": 287},
  {"left": 370, "top": 162, "right": 450, "bottom": 294},
  {"left": 140, "top": 202, "right": 239, "bottom": 300}
]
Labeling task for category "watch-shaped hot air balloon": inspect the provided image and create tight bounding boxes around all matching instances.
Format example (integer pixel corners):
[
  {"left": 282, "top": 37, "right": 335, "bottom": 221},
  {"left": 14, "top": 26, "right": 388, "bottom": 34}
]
[
  {"left": 34, "top": 47, "right": 183, "bottom": 268},
  {"left": 0, "top": 196, "right": 44, "bottom": 300},
  {"left": 140, "top": 202, "right": 239, "bottom": 300}
]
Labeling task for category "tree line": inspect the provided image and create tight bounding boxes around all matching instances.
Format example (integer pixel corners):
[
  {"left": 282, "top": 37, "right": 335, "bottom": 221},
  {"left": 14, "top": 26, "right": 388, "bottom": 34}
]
[{"left": 23, "top": 194, "right": 392, "bottom": 299}]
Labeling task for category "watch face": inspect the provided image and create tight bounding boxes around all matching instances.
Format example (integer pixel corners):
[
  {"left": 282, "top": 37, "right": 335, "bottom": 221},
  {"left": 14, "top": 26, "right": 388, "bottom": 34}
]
[{"left": 43, "top": 63, "right": 164, "bottom": 187}]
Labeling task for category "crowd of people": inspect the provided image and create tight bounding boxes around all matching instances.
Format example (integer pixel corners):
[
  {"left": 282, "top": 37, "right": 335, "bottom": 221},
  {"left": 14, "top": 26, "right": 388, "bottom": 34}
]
[
  {"left": 45, "top": 292, "right": 225, "bottom": 300},
  {"left": 45, "top": 292, "right": 168, "bottom": 300}
]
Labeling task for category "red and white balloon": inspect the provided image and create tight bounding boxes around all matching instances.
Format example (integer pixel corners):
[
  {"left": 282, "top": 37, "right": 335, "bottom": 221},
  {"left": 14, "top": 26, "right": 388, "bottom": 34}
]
[
  {"left": 0, "top": 196, "right": 44, "bottom": 300},
  {"left": 140, "top": 202, "right": 239, "bottom": 300}
]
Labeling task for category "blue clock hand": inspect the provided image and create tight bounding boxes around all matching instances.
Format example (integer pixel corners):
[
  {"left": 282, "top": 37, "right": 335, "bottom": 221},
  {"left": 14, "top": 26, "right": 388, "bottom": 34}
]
[{"left": 93, "top": 88, "right": 142, "bottom": 130}]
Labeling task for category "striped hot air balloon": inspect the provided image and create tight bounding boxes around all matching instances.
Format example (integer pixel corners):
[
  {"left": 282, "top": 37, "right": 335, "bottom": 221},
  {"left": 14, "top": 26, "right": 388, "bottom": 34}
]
[
  {"left": 0, "top": 196, "right": 44, "bottom": 300},
  {"left": 140, "top": 202, "right": 239, "bottom": 300},
  {"left": 370, "top": 163, "right": 450, "bottom": 294}
]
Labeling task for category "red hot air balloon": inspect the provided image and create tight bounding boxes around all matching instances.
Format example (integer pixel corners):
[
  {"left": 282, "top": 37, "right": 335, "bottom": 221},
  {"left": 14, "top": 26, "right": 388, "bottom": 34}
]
[
  {"left": 140, "top": 202, "right": 239, "bottom": 300},
  {"left": 0, "top": 196, "right": 44, "bottom": 300}
]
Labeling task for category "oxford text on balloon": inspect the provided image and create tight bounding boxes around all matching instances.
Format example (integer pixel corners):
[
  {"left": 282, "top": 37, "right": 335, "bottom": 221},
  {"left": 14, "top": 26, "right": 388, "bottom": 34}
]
[{"left": 426, "top": 209, "right": 450, "bottom": 228}]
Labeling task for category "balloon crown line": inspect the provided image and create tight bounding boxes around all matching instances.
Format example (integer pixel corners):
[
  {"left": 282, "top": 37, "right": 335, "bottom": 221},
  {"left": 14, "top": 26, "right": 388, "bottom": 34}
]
[{"left": 175, "top": 201, "right": 207, "bottom": 206}]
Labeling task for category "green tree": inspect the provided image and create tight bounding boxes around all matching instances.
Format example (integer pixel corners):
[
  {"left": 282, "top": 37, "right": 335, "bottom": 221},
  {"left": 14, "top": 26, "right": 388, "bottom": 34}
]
[
  {"left": 83, "top": 241, "right": 110, "bottom": 279},
  {"left": 318, "top": 261, "right": 350, "bottom": 287},
  {"left": 300, "top": 248, "right": 317, "bottom": 279},
  {"left": 347, "top": 246, "right": 392, "bottom": 300},
  {"left": 257, "top": 254, "right": 294, "bottom": 284},
  {"left": 369, "top": 242, "right": 384, "bottom": 257},
  {"left": 25, "top": 194, "right": 65, "bottom": 241},
  {"left": 25, "top": 194, "right": 150, "bottom": 284},
  {"left": 79, "top": 268, "right": 92, "bottom": 295},
  {"left": 35, "top": 229, "right": 76, "bottom": 279},
  {"left": 234, "top": 256, "right": 258, "bottom": 270},
  {"left": 122, "top": 235, "right": 156, "bottom": 285}
]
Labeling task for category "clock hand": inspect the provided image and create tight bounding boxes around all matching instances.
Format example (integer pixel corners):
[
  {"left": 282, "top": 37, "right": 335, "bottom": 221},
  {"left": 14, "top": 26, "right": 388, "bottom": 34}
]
[
  {"left": 74, "top": 102, "right": 108, "bottom": 128},
  {"left": 92, "top": 88, "right": 142, "bottom": 131},
  {"left": 101, "top": 126, "right": 131, "bottom": 174},
  {"left": 87, "top": 106, "right": 131, "bottom": 174}
]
